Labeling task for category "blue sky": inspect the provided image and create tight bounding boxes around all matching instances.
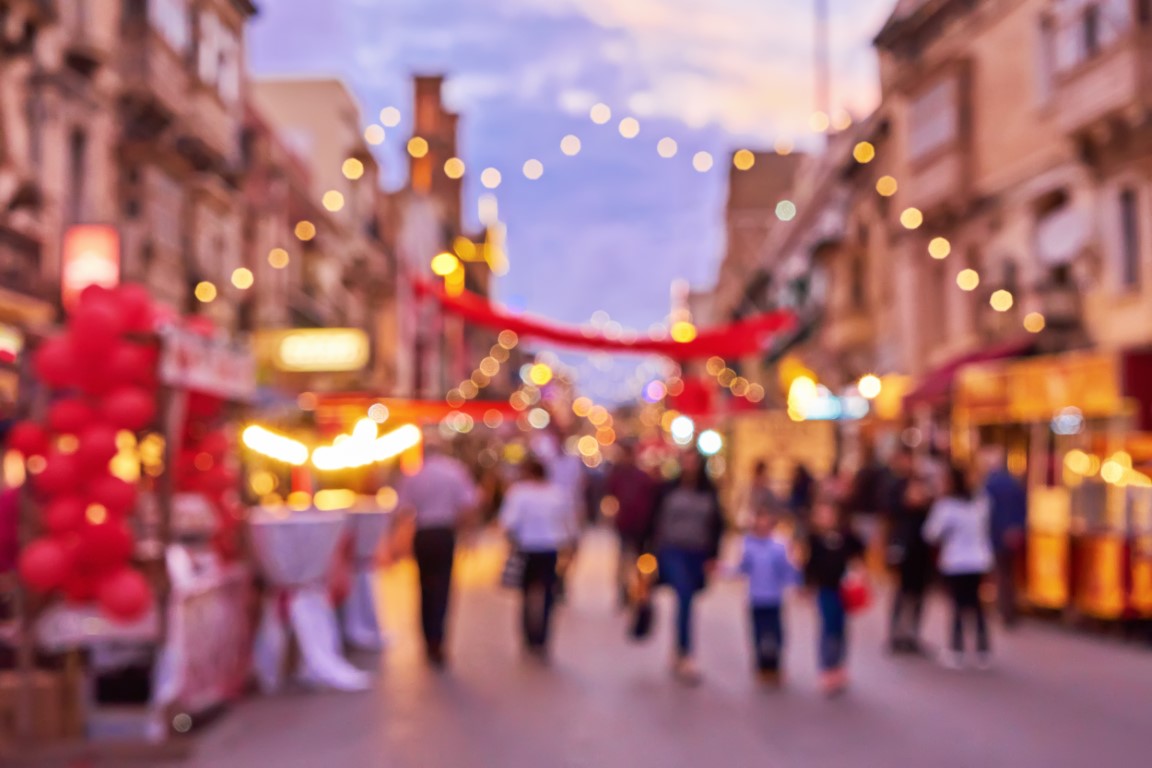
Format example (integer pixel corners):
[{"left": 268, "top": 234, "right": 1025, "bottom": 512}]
[{"left": 248, "top": 0, "right": 895, "bottom": 399}]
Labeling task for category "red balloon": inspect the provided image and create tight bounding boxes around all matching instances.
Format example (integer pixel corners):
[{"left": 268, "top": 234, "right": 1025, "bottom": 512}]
[
  {"left": 98, "top": 568, "right": 152, "bottom": 622},
  {"left": 32, "top": 336, "right": 77, "bottom": 390},
  {"left": 70, "top": 300, "right": 125, "bottom": 360},
  {"left": 7, "top": 421, "right": 49, "bottom": 457},
  {"left": 186, "top": 392, "right": 222, "bottom": 419},
  {"left": 44, "top": 496, "right": 87, "bottom": 536},
  {"left": 113, "top": 284, "right": 155, "bottom": 334},
  {"left": 78, "top": 284, "right": 114, "bottom": 307},
  {"left": 74, "top": 424, "right": 120, "bottom": 474},
  {"left": 62, "top": 571, "right": 99, "bottom": 604},
  {"left": 88, "top": 473, "right": 137, "bottom": 516},
  {"left": 35, "top": 451, "right": 80, "bottom": 497},
  {"left": 75, "top": 521, "right": 134, "bottom": 572},
  {"left": 103, "top": 387, "right": 156, "bottom": 431},
  {"left": 198, "top": 430, "right": 230, "bottom": 458},
  {"left": 107, "top": 343, "right": 157, "bottom": 390},
  {"left": 47, "top": 398, "right": 95, "bottom": 435},
  {"left": 17, "top": 538, "right": 71, "bottom": 593},
  {"left": 201, "top": 464, "right": 236, "bottom": 494}
]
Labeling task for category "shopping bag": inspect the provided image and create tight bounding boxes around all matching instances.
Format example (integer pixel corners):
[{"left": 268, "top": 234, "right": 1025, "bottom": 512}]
[
  {"left": 841, "top": 571, "right": 872, "bottom": 614},
  {"left": 501, "top": 549, "right": 526, "bottom": 589}
]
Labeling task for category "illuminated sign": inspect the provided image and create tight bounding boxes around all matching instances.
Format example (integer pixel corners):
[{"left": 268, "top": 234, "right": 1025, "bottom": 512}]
[
  {"left": 0, "top": 324, "right": 22, "bottom": 363},
  {"left": 61, "top": 225, "right": 120, "bottom": 310},
  {"left": 272, "top": 329, "right": 370, "bottom": 373}
]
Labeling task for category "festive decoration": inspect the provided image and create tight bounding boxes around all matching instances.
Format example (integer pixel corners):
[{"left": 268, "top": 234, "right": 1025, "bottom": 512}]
[
  {"left": 87, "top": 474, "right": 137, "bottom": 517},
  {"left": 75, "top": 521, "right": 135, "bottom": 572},
  {"left": 74, "top": 424, "right": 120, "bottom": 475},
  {"left": 17, "top": 539, "right": 71, "bottom": 593},
  {"left": 32, "top": 336, "right": 76, "bottom": 389},
  {"left": 97, "top": 567, "right": 153, "bottom": 622},
  {"left": 44, "top": 497, "right": 87, "bottom": 536},
  {"left": 103, "top": 386, "right": 156, "bottom": 431},
  {"left": 7, "top": 421, "right": 49, "bottom": 458},
  {"left": 47, "top": 398, "right": 95, "bottom": 435},
  {"left": 35, "top": 451, "right": 82, "bottom": 496}
]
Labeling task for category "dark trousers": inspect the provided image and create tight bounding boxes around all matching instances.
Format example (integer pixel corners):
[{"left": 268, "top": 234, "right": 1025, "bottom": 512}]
[
  {"left": 995, "top": 548, "right": 1020, "bottom": 625},
  {"left": 659, "top": 548, "right": 707, "bottom": 656},
  {"left": 817, "top": 587, "right": 847, "bottom": 671},
  {"left": 413, "top": 527, "right": 456, "bottom": 653},
  {"left": 521, "top": 551, "right": 559, "bottom": 648},
  {"left": 750, "top": 604, "right": 784, "bottom": 672},
  {"left": 889, "top": 554, "right": 931, "bottom": 643},
  {"left": 946, "top": 573, "right": 990, "bottom": 654}
]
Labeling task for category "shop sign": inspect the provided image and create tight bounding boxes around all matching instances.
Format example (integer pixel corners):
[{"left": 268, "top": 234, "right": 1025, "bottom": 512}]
[
  {"left": 61, "top": 225, "right": 120, "bottom": 310},
  {"left": 159, "top": 325, "right": 256, "bottom": 400},
  {"left": 262, "top": 328, "right": 370, "bottom": 373},
  {"left": 0, "top": 323, "right": 22, "bottom": 363}
]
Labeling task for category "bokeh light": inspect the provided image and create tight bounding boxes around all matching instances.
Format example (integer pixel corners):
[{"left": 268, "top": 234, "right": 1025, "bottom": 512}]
[
  {"left": 364, "top": 125, "right": 385, "bottom": 145},
  {"left": 956, "top": 269, "right": 980, "bottom": 291},
  {"left": 858, "top": 374, "right": 882, "bottom": 400},
  {"left": 342, "top": 158, "right": 365, "bottom": 180},
  {"left": 657, "top": 137, "right": 678, "bottom": 158},
  {"left": 590, "top": 103, "right": 611, "bottom": 124},
  {"left": 928, "top": 237, "right": 951, "bottom": 259},
  {"left": 407, "top": 137, "right": 429, "bottom": 158},
  {"left": 990, "top": 289, "right": 1014, "bottom": 312},
  {"left": 618, "top": 117, "right": 640, "bottom": 138},
  {"left": 774, "top": 137, "right": 794, "bottom": 155},
  {"left": 853, "top": 142, "right": 876, "bottom": 163},
  {"left": 295, "top": 220, "right": 316, "bottom": 241},
  {"left": 900, "top": 208, "right": 924, "bottom": 229},
  {"left": 481, "top": 168, "right": 502, "bottom": 189},
  {"left": 1024, "top": 312, "right": 1046, "bottom": 333},
  {"left": 322, "top": 190, "right": 345, "bottom": 212},
  {"left": 430, "top": 252, "right": 460, "bottom": 276},
  {"left": 194, "top": 281, "right": 217, "bottom": 303},
  {"left": 776, "top": 200, "right": 797, "bottom": 221},
  {"left": 692, "top": 151, "right": 714, "bottom": 172},
  {"left": 231, "top": 267, "right": 254, "bottom": 290},
  {"left": 523, "top": 159, "right": 544, "bottom": 180},
  {"left": 733, "top": 149, "right": 756, "bottom": 170},
  {"left": 809, "top": 111, "right": 831, "bottom": 133},
  {"left": 444, "top": 157, "right": 466, "bottom": 179},
  {"left": 379, "top": 106, "right": 401, "bottom": 127},
  {"left": 876, "top": 176, "right": 898, "bottom": 196},
  {"left": 268, "top": 248, "right": 289, "bottom": 269},
  {"left": 561, "top": 135, "right": 582, "bottom": 156}
]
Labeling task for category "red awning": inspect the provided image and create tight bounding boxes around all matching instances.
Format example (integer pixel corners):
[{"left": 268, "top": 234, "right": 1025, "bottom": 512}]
[{"left": 904, "top": 338, "right": 1035, "bottom": 411}]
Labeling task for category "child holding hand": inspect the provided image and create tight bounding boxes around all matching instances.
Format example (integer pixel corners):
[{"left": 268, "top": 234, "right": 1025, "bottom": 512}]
[{"left": 738, "top": 506, "right": 802, "bottom": 686}]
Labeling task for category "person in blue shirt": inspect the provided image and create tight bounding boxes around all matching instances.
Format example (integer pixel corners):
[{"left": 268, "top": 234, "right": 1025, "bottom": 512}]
[
  {"left": 983, "top": 448, "right": 1027, "bottom": 627},
  {"left": 739, "top": 506, "right": 801, "bottom": 686}
]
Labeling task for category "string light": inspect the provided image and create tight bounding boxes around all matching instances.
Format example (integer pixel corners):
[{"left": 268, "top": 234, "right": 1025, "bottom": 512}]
[
  {"left": 523, "top": 159, "right": 544, "bottom": 180},
  {"left": 692, "top": 152, "right": 714, "bottom": 173},
  {"left": 957, "top": 269, "right": 980, "bottom": 291},
  {"left": 342, "top": 158, "right": 365, "bottom": 180},
  {"left": 928, "top": 237, "right": 951, "bottom": 259},
  {"left": 657, "top": 138, "right": 678, "bottom": 158},
  {"left": 561, "top": 135, "right": 581, "bottom": 156},
  {"left": 481, "top": 168, "right": 502, "bottom": 189},
  {"left": 295, "top": 221, "right": 316, "bottom": 241},
  {"left": 231, "top": 268, "right": 254, "bottom": 290},
  {"left": 268, "top": 248, "right": 289, "bottom": 269},
  {"left": 809, "top": 111, "right": 830, "bottom": 133},
  {"left": 407, "top": 137, "right": 429, "bottom": 158},
  {"left": 364, "top": 125, "right": 385, "bottom": 145},
  {"left": 733, "top": 149, "right": 756, "bottom": 171},
  {"left": 900, "top": 207, "right": 924, "bottom": 229},
  {"left": 618, "top": 117, "right": 640, "bottom": 139},
  {"left": 876, "top": 176, "right": 898, "bottom": 196},
  {"left": 990, "top": 289, "right": 1014, "bottom": 312},
  {"left": 322, "top": 190, "right": 345, "bottom": 212},
  {"left": 444, "top": 157, "right": 466, "bottom": 179},
  {"left": 774, "top": 137, "right": 795, "bottom": 155},
  {"left": 194, "top": 281, "right": 217, "bottom": 303},
  {"left": 776, "top": 200, "right": 797, "bottom": 221},
  {"left": 379, "top": 106, "right": 401, "bottom": 127},
  {"left": 1024, "top": 312, "right": 1046, "bottom": 333},
  {"left": 590, "top": 103, "right": 611, "bottom": 124},
  {"left": 853, "top": 142, "right": 875, "bottom": 163}
]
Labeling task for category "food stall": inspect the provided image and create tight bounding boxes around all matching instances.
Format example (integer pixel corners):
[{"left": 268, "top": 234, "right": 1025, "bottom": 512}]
[{"left": 955, "top": 350, "right": 1152, "bottom": 622}]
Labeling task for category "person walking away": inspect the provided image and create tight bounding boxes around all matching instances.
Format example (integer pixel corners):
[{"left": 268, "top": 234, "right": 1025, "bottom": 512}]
[
  {"left": 396, "top": 434, "right": 478, "bottom": 668},
  {"left": 803, "top": 496, "right": 865, "bottom": 696},
  {"left": 789, "top": 463, "right": 815, "bottom": 523},
  {"left": 885, "top": 462, "right": 935, "bottom": 655},
  {"left": 500, "top": 457, "right": 579, "bottom": 658},
  {"left": 649, "top": 450, "right": 724, "bottom": 685},
  {"left": 606, "top": 443, "right": 657, "bottom": 608},
  {"left": 738, "top": 460, "right": 781, "bottom": 531},
  {"left": 983, "top": 447, "right": 1027, "bottom": 627},
  {"left": 738, "top": 507, "right": 800, "bottom": 686},
  {"left": 924, "top": 464, "right": 995, "bottom": 670}
]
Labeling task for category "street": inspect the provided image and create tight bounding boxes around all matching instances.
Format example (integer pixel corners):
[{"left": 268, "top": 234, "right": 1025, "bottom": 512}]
[{"left": 185, "top": 531, "right": 1151, "bottom": 768}]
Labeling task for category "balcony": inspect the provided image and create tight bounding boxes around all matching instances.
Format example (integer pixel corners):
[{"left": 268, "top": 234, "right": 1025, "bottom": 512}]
[
  {"left": 119, "top": 22, "right": 190, "bottom": 122},
  {"left": 1053, "top": 29, "right": 1152, "bottom": 136},
  {"left": 58, "top": 0, "right": 115, "bottom": 74},
  {"left": 184, "top": 86, "right": 242, "bottom": 167},
  {"left": 904, "top": 146, "right": 969, "bottom": 216}
]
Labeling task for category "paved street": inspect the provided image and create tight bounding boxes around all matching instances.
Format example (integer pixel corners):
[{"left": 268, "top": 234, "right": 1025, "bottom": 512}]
[{"left": 186, "top": 530, "right": 1151, "bottom": 768}]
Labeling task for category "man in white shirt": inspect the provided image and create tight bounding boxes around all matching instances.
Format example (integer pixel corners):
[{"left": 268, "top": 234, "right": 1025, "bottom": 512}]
[{"left": 397, "top": 432, "right": 478, "bottom": 667}]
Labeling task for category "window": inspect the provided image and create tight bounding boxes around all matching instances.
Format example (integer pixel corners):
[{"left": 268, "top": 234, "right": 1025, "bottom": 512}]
[
  {"left": 1036, "top": 16, "right": 1056, "bottom": 103},
  {"left": 1119, "top": 187, "right": 1141, "bottom": 288},
  {"left": 150, "top": 0, "right": 190, "bottom": 52},
  {"left": 908, "top": 78, "right": 959, "bottom": 161},
  {"left": 197, "top": 11, "right": 241, "bottom": 103},
  {"left": 1083, "top": 5, "right": 1101, "bottom": 56},
  {"left": 68, "top": 129, "right": 87, "bottom": 224},
  {"left": 1140, "top": 0, "right": 1152, "bottom": 25}
]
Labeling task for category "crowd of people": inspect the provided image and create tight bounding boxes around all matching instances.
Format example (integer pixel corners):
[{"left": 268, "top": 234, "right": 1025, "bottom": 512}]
[{"left": 393, "top": 428, "right": 1028, "bottom": 697}]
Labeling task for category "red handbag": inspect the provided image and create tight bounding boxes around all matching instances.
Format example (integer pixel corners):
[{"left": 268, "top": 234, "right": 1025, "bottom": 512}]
[{"left": 841, "top": 572, "right": 872, "bottom": 614}]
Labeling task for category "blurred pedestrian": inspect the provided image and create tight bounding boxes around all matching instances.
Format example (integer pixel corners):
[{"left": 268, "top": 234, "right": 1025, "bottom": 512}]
[
  {"left": 397, "top": 433, "right": 478, "bottom": 668},
  {"left": 649, "top": 450, "right": 724, "bottom": 685},
  {"left": 789, "top": 463, "right": 815, "bottom": 521},
  {"left": 606, "top": 443, "right": 657, "bottom": 608},
  {"left": 983, "top": 447, "right": 1027, "bottom": 627},
  {"left": 884, "top": 449, "right": 934, "bottom": 654},
  {"left": 924, "top": 464, "right": 994, "bottom": 670},
  {"left": 803, "top": 495, "right": 865, "bottom": 696},
  {"left": 738, "top": 460, "right": 782, "bottom": 531},
  {"left": 499, "top": 456, "right": 580, "bottom": 659},
  {"left": 738, "top": 506, "right": 801, "bottom": 686}
]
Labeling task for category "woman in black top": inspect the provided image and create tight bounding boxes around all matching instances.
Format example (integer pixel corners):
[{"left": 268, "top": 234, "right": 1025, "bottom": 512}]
[
  {"left": 886, "top": 473, "right": 935, "bottom": 654},
  {"left": 804, "top": 497, "right": 864, "bottom": 696}
]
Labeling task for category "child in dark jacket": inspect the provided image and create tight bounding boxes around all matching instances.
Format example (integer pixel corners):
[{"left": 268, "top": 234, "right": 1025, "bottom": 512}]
[
  {"left": 804, "top": 498, "right": 865, "bottom": 696},
  {"left": 739, "top": 507, "right": 801, "bottom": 686}
]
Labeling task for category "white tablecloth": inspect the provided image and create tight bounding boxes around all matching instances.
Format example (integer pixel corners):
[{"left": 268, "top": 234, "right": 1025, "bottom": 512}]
[
  {"left": 342, "top": 509, "right": 392, "bottom": 651},
  {"left": 248, "top": 510, "right": 369, "bottom": 693}
]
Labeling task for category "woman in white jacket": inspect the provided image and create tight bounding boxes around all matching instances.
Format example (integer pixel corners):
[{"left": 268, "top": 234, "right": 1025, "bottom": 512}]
[{"left": 923, "top": 464, "right": 995, "bottom": 669}]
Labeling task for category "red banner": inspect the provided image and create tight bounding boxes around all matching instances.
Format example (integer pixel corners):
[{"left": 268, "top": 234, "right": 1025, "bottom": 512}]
[{"left": 416, "top": 283, "right": 793, "bottom": 360}]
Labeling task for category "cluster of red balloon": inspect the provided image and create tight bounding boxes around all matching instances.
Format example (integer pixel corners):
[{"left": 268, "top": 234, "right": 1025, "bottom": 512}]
[
  {"left": 11, "top": 284, "right": 159, "bottom": 622},
  {"left": 177, "top": 413, "right": 242, "bottom": 561}
]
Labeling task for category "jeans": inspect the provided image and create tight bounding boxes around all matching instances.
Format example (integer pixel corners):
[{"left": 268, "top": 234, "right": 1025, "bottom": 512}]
[
  {"left": 995, "top": 548, "right": 1020, "bottom": 626},
  {"left": 659, "top": 547, "right": 708, "bottom": 656},
  {"left": 413, "top": 527, "right": 456, "bottom": 653},
  {"left": 521, "top": 551, "right": 559, "bottom": 648},
  {"left": 889, "top": 551, "right": 931, "bottom": 644},
  {"left": 750, "top": 604, "right": 784, "bottom": 672},
  {"left": 817, "top": 587, "right": 847, "bottom": 671},
  {"left": 946, "top": 573, "right": 990, "bottom": 654}
]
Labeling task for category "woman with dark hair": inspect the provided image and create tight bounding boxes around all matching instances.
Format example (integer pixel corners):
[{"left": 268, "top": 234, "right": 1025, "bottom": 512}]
[
  {"left": 499, "top": 456, "right": 580, "bottom": 658},
  {"left": 649, "top": 450, "right": 724, "bottom": 684},
  {"left": 924, "top": 464, "right": 994, "bottom": 670}
]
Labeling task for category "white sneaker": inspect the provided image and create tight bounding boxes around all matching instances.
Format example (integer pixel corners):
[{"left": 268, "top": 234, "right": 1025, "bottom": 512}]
[{"left": 939, "top": 651, "right": 965, "bottom": 671}]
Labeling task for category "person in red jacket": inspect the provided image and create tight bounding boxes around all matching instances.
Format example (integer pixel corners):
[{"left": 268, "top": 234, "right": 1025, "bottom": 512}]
[{"left": 606, "top": 443, "right": 657, "bottom": 608}]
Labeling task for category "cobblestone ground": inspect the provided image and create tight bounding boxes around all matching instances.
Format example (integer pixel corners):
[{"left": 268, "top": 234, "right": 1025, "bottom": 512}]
[{"left": 184, "top": 529, "right": 1151, "bottom": 768}]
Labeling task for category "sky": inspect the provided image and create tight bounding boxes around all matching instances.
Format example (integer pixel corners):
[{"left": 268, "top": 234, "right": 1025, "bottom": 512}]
[{"left": 248, "top": 0, "right": 896, "bottom": 400}]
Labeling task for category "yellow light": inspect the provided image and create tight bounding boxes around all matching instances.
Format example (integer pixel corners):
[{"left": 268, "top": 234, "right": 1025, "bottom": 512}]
[
  {"left": 483, "top": 410, "right": 504, "bottom": 429},
  {"left": 431, "top": 252, "right": 460, "bottom": 277},
  {"left": 774, "top": 137, "right": 794, "bottom": 155},
  {"left": 671, "top": 321, "right": 698, "bottom": 343},
  {"left": 730, "top": 378, "right": 750, "bottom": 397},
  {"left": 787, "top": 375, "right": 818, "bottom": 421},
  {"left": 274, "top": 329, "right": 370, "bottom": 373},
  {"left": 321, "top": 188, "right": 344, "bottom": 210},
  {"left": 692, "top": 152, "right": 714, "bottom": 173},
  {"left": 453, "top": 236, "right": 477, "bottom": 261},
  {"left": 523, "top": 159, "right": 544, "bottom": 180},
  {"left": 956, "top": 269, "right": 980, "bottom": 291},
  {"left": 717, "top": 368, "right": 736, "bottom": 387},
  {"left": 596, "top": 428, "right": 616, "bottom": 446},
  {"left": 900, "top": 207, "right": 924, "bottom": 229},
  {"left": 618, "top": 117, "right": 640, "bottom": 139},
  {"left": 853, "top": 141, "right": 876, "bottom": 164},
  {"left": 268, "top": 248, "right": 289, "bottom": 269},
  {"left": 876, "top": 176, "right": 898, "bottom": 197},
  {"left": 588, "top": 405, "right": 610, "bottom": 426},
  {"left": 529, "top": 363, "right": 553, "bottom": 386},
  {"left": 446, "top": 389, "right": 465, "bottom": 407},
  {"left": 445, "top": 263, "right": 465, "bottom": 296},
  {"left": 295, "top": 220, "right": 316, "bottom": 241},
  {"left": 311, "top": 423, "right": 422, "bottom": 472},
  {"left": 928, "top": 237, "right": 951, "bottom": 259},
  {"left": 407, "top": 137, "right": 429, "bottom": 158},
  {"left": 194, "top": 281, "right": 217, "bottom": 303},
  {"left": 376, "top": 486, "right": 399, "bottom": 511},
  {"left": 1064, "top": 450, "right": 1091, "bottom": 475},
  {"left": 657, "top": 137, "right": 678, "bottom": 158},
  {"left": 809, "top": 111, "right": 830, "bottom": 133},
  {"left": 1102, "top": 460, "right": 1125, "bottom": 484},
  {"left": 706, "top": 356, "right": 725, "bottom": 376},
  {"left": 561, "top": 135, "right": 582, "bottom": 156},
  {"left": 590, "top": 103, "right": 611, "bottom": 124},
  {"left": 776, "top": 200, "right": 797, "bottom": 221},
  {"left": 314, "top": 489, "right": 357, "bottom": 511},
  {"left": 342, "top": 158, "right": 365, "bottom": 180},
  {"left": 86, "top": 504, "right": 108, "bottom": 525},
  {"left": 637, "top": 553, "right": 658, "bottom": 576},
  {"left": 858, "top": 374, "right": 882, "bottom": 400},
  {"left": 230, "top": 267, "right": 253, "bottom": 290},
  {"left": 990, "top": 290, "right": 1014, "bottom": 312},
  {"left": 250, "top": 471, "right": 276, "bottom": 496},
  {"left": 444, "top": 157, "right": 466, "bottom": 179},
  {"left": 379, "top": 106, "right": 401, "bottom": 127},
  {"left": 242, "top": 425, "right": 309, "bottom": 466},
  {"left": 601, "top": 496, "right": 620, "bottom": 518},
  {"left": 577, "top": 435, "right": 599, "bottom": 457},
  {"left": 498, "top": 330, "right": 519, "bottom": 349},
  {"left": 287, "top": 491, "right": 312, "bottom": 511},
  {"left": 572, "top": 397, "right": 593, "bottom": 417},
  {"left": 57, "top": 434, "right": 79, "bottom": 453},
  {"left": 747, "top": 383, "right": 765, "bottom": 403},
  {"left": 1024, "top": 312, "right": 1046, "bottom": 333},
  {"left": 834, "top": 110, "right": 854, "bottom": 130},
  {"left": 481, "top": 168, "right": 502, "bottom": 189},
  {"left": 660, "top": 410, "right": 680, "bottom": 432},
  {"left": 459, "top": 380, "right": 479, "bottom": 399},
  {"left": 733, "top": 149, "right": 756, "bottom": 171},
  {"left": 364, "top": 125, "right": 385, "bottom": 145},
  {"left": 479, "top": 357, "right": 500, "bottom": 377}
]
